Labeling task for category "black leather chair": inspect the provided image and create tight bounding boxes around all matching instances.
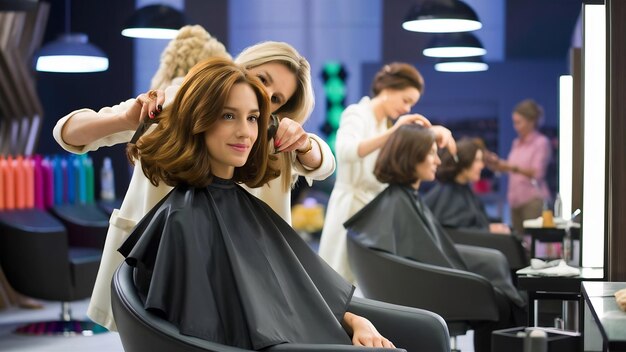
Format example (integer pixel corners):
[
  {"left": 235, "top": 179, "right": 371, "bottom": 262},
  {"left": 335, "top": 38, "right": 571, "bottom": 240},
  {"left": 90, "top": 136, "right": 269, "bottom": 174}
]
[
  {"left": 347, "top": 236, "right": 499, "bottom": 352},
  {"left": 112, "top": 261, "right": 450, "bottom": 352},
  {"left": 49, "top": 203, "right": 110, "bottom": 249},
  {"left": 0, "top": 209, "right": 103, "bottom": 334},
  {"left": 445, "top": 227, "right": 528, "bottom": 271}
]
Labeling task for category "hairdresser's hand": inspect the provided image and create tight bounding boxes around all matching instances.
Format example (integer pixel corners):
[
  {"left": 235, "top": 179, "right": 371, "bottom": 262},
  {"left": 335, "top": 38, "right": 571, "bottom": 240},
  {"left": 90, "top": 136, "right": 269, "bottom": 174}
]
[
  {"left": 430, "top": 125, "right": 457, "bottom": 156},
  {"left": 343, "top": 313, "right": 395, "bottom": 348},
  {"left": 274, "top": 117, "right": 309, "bottom": 153},
  {"left": 483, "top": 150, "right": 501, "bottom": 170},
  {"left": 125, "top": 89, "right": 166, "bottom": 129},
  {"left": 394, "top": 113, "right": 432, "bottom": 130},
  {"left": 616, "top": 288, "right": 626, "bottom": 311}
]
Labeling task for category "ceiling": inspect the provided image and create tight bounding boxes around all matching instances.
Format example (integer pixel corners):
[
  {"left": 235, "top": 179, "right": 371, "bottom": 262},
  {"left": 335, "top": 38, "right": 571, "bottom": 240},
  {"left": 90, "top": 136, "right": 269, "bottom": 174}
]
[{"left": 383, "top": 0, "right": 583, "bottom": 64}]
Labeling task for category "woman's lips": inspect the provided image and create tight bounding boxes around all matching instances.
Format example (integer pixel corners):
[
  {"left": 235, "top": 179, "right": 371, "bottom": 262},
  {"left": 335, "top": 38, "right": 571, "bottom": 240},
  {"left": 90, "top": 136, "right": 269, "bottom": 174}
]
[{"left": 229, "top": 144, "right": 249, "bottom": 152}]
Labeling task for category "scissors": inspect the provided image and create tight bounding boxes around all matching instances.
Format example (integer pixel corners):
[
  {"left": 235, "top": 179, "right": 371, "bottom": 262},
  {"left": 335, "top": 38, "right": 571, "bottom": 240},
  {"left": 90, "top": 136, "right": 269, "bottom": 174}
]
[
  {"left": 129, "top": 116, "right": 158, "bottom": 144},
  {"left": 268, "top": 114, "right": 280, "bottom": 153}
]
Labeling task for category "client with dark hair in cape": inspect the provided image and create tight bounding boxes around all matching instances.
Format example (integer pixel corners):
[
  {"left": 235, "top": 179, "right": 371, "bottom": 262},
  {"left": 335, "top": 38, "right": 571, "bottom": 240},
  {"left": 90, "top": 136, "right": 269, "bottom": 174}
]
[
  {"left": 344, "top": 124, "right": 526, "bottom": 352},
  {"left": 424, "top": 138, "right": 510, "bottom": 234},
  {"left": 117, "top": 57, "right": 395, "bottom": 350}
]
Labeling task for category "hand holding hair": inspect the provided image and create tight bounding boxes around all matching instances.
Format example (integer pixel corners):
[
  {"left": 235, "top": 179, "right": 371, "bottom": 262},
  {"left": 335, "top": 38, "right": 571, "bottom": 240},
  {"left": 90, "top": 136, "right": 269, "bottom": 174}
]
[
  {"left": 126, "top": 89, "right": 166, "bottom": 129},
  {"left": 394, "top": 113, "right": 432, "bottom": 129},
  {"left": 430, "top": 125, "right": 457, "bottom": 157},
  {"left": 273, "top": 117, "right": 310, "bottom": 153}
]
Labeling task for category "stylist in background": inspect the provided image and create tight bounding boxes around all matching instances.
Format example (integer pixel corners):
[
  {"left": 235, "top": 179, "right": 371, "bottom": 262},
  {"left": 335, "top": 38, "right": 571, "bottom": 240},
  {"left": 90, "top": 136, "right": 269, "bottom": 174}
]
[
  {"left": 318, "top": 62, "right": 456, "bottom": 283},
  {"left": 486, "top": 99, "right": 551, "bottom": 235}
]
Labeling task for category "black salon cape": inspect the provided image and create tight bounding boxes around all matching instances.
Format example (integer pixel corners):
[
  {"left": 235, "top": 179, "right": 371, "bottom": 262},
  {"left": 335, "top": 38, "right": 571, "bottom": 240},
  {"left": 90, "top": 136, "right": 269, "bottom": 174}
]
[
  {"left": 119, "top": 179, "right": 353, "bottom": 350},
  {"left": 344, "top": 185, "right": 525, "bottom": 308},
  {"left": 423, "top": 182, "right": 491, "bottom": 231}
]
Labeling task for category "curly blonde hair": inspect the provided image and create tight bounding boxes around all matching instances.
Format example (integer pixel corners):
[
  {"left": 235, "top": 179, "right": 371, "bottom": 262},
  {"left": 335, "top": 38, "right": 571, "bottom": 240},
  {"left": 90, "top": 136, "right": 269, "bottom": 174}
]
[{"left": 150, "top": 25, "right": 231, "bottom": 90}]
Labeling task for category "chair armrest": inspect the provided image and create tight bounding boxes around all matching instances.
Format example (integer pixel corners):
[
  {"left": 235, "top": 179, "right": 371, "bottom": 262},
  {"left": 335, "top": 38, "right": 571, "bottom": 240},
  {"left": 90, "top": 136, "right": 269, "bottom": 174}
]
[
  {"left": 113, "top": 263, "right": 404, "bottom": 352},
  {"left": 446, "top": 227, "right": 528, "bottom": 270},
  {"left": 373, "top": 251, "right": 500, "bottom": 322},
  {"left": 346, "top": 296, "right": 450, "bottom": 352},
  {"left": 266, "top": 344, "right": 404, "bottom": 352}
]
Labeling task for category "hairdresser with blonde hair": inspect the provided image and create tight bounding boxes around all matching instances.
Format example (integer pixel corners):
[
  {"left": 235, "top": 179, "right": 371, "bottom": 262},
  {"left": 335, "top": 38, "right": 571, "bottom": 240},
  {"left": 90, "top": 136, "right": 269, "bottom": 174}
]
[{"left": 53, "top": 27, "right": 334, "bottom": 331}]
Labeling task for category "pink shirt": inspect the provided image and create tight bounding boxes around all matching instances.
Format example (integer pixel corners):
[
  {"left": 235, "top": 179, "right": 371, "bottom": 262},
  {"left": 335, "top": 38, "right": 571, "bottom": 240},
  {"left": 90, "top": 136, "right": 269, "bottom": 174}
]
[{"left": 507, "top": 131, "right": 551, "bottom": 208}]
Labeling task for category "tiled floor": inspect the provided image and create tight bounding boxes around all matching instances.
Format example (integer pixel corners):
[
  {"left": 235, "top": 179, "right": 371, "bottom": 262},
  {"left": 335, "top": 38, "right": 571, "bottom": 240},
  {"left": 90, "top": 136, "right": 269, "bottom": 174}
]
[{"left": 0, "top": 299, "right": 123, "bottom": 352}]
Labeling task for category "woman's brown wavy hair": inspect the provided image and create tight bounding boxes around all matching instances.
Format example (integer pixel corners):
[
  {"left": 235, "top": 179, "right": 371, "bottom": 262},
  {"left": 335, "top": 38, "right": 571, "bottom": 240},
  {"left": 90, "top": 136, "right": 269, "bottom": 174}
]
[
  {"left": 374, "top": 124, "right": 435, "bottom": 186},
  {"left": 127, "top": 57, "right": 279, "bottom": 188}
]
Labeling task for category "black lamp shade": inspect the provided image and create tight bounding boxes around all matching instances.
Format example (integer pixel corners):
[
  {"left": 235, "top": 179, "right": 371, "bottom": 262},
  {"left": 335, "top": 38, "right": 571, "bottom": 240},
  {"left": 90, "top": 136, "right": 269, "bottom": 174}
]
[
  {"left": 434, "top": 56, "right": 488, "bottom": 72},
  {"left": 402, "top": 0, "right": 482, "bottom": 33},
  {"left": 121, "top": 4, "right": 187, "bottom": 39},
  {"left": 35, "top": 33, "right": 109, "bottom": 73},
  {"left": 423, "top": 32, "right": 486, "bottom": 58},
  {"left": 0, "top": 0, "right": 38, "bottom": 11}
]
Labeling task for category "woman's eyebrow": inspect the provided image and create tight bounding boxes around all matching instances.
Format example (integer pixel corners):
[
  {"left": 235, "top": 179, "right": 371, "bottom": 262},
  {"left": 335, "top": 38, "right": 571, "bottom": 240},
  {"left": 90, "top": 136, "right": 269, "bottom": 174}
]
[{"left": 223, "top": 106, "right": 260, "bottom": 113}]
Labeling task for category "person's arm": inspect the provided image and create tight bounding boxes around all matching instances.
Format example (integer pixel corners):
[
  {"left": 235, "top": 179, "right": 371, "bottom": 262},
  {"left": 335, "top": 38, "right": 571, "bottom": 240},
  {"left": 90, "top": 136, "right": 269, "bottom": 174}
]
[
  {"left": 356, "top": 114, "right": 431, "bottom": 158},
  {"left": 61, "top": 109, "right": 138, "bottom": 147},
  {"left": 483, "top": 149, "right": 532, "bottom": 176},
  {"left": 57, "top": 89, "right": 167, "bottom": 148},
  {"left": 342, "top": 312, "right": 395, "bottom": 348},
  {"left": 291, "top": 133, "right": 336, "bottom": 183},
  {"left": 495, "top": 137, "right": 550, "bottom": 179}
]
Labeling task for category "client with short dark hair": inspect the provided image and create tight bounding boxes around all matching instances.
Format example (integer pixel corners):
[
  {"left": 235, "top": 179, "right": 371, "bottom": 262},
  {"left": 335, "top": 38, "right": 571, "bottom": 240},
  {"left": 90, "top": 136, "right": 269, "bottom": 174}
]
[
  {"left": 424, "top": 138, "right": 511, "bottom": 234},
  {"left": 345, "top": 124, "right": 526, "bottom": 352}
]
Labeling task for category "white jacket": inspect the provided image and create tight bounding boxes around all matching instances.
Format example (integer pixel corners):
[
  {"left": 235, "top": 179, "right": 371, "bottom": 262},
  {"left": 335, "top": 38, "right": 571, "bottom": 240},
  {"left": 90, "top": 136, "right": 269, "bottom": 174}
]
[{"left": 52, "top": 79, "right": 335, "bottom": 330}]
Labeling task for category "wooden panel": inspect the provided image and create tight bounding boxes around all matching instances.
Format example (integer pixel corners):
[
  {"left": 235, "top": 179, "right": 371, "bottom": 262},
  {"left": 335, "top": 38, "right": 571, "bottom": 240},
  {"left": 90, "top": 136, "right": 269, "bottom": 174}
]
[{"left": 607, "top": 0, "right": 626, "bottom": 281}]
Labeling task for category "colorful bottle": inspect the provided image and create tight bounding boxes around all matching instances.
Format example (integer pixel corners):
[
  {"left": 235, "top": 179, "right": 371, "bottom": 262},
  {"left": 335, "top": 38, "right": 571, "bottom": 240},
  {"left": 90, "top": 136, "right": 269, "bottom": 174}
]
[
  {"left": 77, "top": 155, "right": 87, "bottom": 204},
  {"left": 100, "top": 157, "right": 115, "bottom": 201},
  {"left": 67, "top": 155, "right": 77, "bottom": 204},
  {"left": 52, "top": 156, "right": 63, "bottom": 205},
  {"left": 24, "top": 157, "right": 35, "bottom": 208},
  {"left": 85, "top": 156, "right": 95, "bottom": 204},
  {"left": 14, "top": 156, "right": 26, "bottom": 209},
  {"left": 42, "top": 157, "right": 55, "bottom": 209},
  {"left": 33, "top": 155, "right": 44, "bottom": 209},
  {"left": 0, "top": 156, "right": 5, "bottom": 210},
  {"left": 4, "top": 156, "right": 15, "bottom": 210}
]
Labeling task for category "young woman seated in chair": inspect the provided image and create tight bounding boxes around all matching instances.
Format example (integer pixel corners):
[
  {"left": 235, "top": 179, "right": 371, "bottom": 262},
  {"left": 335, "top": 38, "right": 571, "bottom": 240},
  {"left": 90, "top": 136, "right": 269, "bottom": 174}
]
[
  {"left": 118, "top": 57, "right": 394, "bottom": 350},
  {"left": 424, "top": 138, "right": 511, "bottom": 234},
  {"left": 345, "top": 124, "right": 526, "bottom": 352}
]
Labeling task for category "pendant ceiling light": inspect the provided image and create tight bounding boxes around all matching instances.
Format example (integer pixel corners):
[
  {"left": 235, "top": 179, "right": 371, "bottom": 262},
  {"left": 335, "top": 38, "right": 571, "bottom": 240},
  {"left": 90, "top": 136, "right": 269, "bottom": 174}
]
[
  {"left": 423, "top": 32, "right": 486, "bottom": 58},
  {"left": 434, "top": 56, "right": 488, "bottom": 72},
  {"left": 0, "top": 0, "right": 38, "bottom": 11},
  {"left": 121, "top": 4, "right": 187, "bottom": 39},
  {"left": 402, "top": 0, "right": 482, "bottom": 33},
  {"left": 35, "top": 0, "right": 108, "bottom": 73}
]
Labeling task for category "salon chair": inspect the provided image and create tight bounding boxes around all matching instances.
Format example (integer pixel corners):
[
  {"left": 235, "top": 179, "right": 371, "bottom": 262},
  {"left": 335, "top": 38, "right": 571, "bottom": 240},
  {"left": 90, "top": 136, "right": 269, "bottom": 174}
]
[
  {"left": 0, "top": 209, "right": 103, "bottom": 334},
  {"left": 347, "top": 235, "right": 499, "bottom": 352},
  {"left": 49, "top": 203, "right": 109, "bottom": 249},
  {"left": 445, "top": 227, "right": 528, "bottom": 271},
  {"left": 112, "top": 261, "right": 450, "bottom": 352}
]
